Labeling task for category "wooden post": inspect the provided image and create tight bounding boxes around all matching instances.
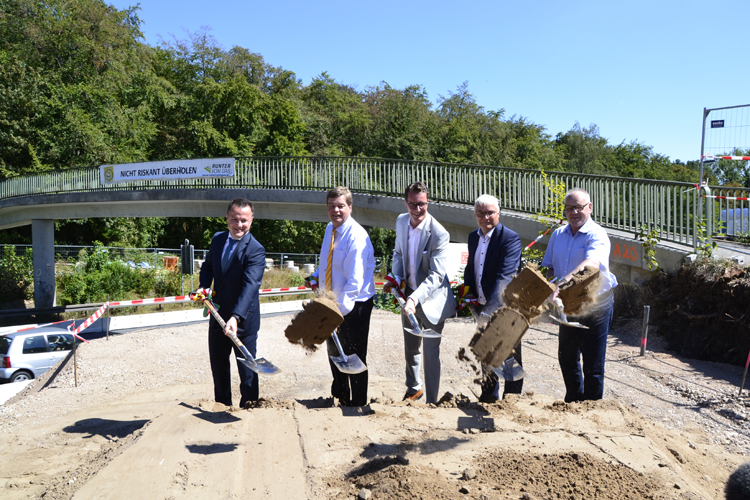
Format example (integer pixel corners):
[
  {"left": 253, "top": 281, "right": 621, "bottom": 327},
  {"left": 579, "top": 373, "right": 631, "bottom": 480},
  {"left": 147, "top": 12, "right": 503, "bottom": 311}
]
[
  {"left": 739, "top": 348, "right": 750, "bottom": 397},
  {"left": 73, "top": 334, "right": 78, "bottom": 387},
  {"left": 640, "top": 305, "right": 650, "bottom": 356},
  {"left": 106, "top": 295, "right": 110, "bottom": 341}
]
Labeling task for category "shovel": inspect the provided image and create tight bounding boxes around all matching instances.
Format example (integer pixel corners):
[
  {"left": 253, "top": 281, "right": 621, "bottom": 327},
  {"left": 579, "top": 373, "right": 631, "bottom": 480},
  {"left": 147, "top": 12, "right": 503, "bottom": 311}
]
[
  {"left": 550, "top": 297, "right": 589, "bottom": 329},
  {"left": 329, "top": 329, "right": 367, "bottom": 374},
  {"left": 190, "top": 292, "right": 281, "bottom": 375},
  {"left": 492, "top": 356, "right": 527, "bottom": 382},
  {"left": 389, "top": 289, "right": 441, "bottom": 339}
]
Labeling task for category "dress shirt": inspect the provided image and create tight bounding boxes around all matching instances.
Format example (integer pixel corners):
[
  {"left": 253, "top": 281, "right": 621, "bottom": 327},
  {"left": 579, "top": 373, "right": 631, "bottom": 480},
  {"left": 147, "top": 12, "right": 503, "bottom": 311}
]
[
  {"left": 473, "top": 227, "right": 495, "bottom": 305},
  {"left": 313, "top": 216, "right": 376, "bottom": 315},
  {"left": 541, "top": 217, "right": 618, "bottom": 294},
  {"left": 406, "top": 216, "right": 428, "bottom": 290}
]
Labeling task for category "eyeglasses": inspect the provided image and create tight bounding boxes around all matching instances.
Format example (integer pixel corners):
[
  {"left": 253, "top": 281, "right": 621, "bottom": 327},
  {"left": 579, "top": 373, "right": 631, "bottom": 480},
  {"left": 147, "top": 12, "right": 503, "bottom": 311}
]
[
  {"left": 564, "top": 204, "right": 589, "bottom": 213},
  {"left": 407, "top": 202, "right": 428, "bottom": 210},
  {"left": 475, "top": 210, "right": 497, "bottom": 218}
]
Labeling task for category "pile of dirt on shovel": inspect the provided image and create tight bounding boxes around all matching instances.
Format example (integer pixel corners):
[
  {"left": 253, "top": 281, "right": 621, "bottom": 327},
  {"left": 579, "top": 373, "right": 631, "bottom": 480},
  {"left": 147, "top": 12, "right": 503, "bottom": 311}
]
[{"left": 644, "top": 260, "right": 750, "bottom": 366}]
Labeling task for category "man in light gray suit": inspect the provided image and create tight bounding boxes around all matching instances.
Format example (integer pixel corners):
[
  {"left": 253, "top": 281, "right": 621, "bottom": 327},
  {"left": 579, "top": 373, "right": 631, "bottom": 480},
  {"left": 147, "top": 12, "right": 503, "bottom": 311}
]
[{"left": 383, "top": 182, "right": 456, "bottom": 404}]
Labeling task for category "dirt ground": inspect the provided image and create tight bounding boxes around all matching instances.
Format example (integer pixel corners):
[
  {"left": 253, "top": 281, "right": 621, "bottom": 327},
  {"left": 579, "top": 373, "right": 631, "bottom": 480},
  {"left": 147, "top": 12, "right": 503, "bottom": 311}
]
[{"left": 1, "top": 308, "right": 748, "bottom": 500}]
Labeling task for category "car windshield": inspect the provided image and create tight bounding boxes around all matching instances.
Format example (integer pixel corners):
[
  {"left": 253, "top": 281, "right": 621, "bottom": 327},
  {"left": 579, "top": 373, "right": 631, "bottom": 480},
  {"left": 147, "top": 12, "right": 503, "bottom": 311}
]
[{"left": 0, "top": 336, "right": 10, "bottom": 355}]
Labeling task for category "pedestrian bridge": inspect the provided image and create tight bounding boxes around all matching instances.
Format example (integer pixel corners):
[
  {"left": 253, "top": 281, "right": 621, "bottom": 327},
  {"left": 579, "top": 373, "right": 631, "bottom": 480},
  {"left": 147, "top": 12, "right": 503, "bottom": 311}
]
[{"left": 0, "top": 156, "right": 722, "bottom": 307}]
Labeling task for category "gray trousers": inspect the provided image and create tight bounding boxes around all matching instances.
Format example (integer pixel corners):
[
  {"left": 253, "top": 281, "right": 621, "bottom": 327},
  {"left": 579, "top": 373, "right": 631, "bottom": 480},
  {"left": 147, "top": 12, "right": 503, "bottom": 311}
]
[{"left": 402, "top": 305, "right": 445, "bottom": 404}]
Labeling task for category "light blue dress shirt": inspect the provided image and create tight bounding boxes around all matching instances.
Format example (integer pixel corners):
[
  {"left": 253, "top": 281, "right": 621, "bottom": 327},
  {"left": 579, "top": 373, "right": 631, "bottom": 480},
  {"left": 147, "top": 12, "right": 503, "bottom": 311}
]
[{"left": 541, "top": 218, "right": 618, "bottom": 294}]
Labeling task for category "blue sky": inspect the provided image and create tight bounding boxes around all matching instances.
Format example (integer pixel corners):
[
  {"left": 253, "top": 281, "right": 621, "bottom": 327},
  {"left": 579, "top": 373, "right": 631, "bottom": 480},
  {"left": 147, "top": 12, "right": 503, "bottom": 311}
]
[{"left": 110, "top": 0, "right": 749, "bottom": 163}]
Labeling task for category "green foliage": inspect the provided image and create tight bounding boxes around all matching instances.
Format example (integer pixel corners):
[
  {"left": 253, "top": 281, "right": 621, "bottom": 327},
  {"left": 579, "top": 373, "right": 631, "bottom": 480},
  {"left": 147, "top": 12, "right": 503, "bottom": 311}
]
[
  {"left": 554, "top": 123, "right": 610, "bottom": 174},
  {"left": 704, "top": 148, "right": 750, "bottom": 187},
  {"left": 636, "top": 224, "right": 660, "bottom": 273},
  {"left": 0, "top": 1, "right": 709, "bottom": 254},
  {"left": 369, "top": 227, "right": 396, "bottom": 263},
  {"left": 520, "top": 247, "right": 546, "bottom": 272},
  {"left": 0, "top": 245, "right": 33, "bottom": 303},
  {"left": 373, "top": 292, "right": 401, "bottom": 314},
  {"left": 55, "top": 243, "right": 184, "bottom": 305},
  {"left": 695, "top": 219, "right": 717, "bottom": 258},
  {"left": 251, "top": 220, "right": 325, "bottom": 254},
  {"left": 533, "top": 169, "right": 566, "bottom": 230}
]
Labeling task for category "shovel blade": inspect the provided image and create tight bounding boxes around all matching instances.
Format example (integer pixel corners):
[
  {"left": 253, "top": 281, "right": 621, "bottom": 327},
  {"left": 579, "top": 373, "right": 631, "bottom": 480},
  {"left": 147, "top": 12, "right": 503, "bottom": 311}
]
[
  {"left": 330, "top": 353, "right": 368, "bottom": 374},
  {"left": 237, "top": 345, "right": 282, "bottom": 375},
  {"left": 404, "top": 327, "right": 442, "bottom": 339},
  {"left": 492, "top": 357, "right": 527, "bottom": 382},
  {"left": 253, "top": 357, "right": 281, "bottom": 375},
  {"left": 236, "top": 355, "right": 261, "bottom": 374},
  {"left": 549, "top": 315, "right": 589, "bottom": 329}
]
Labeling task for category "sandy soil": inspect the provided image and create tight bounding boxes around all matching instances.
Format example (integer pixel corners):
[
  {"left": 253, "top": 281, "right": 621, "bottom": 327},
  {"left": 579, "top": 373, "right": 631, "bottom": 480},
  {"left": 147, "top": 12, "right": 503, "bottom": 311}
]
[{"left": 1, "top": 309, "right": 748, "bottom": 499}]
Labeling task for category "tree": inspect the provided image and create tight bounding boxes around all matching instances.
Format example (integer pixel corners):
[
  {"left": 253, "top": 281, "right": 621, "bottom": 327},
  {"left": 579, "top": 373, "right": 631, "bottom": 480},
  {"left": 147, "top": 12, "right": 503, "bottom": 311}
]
[
  {"left": 434, "top": 82, "right": 511, "bottom": 166},
  {"left": 300, "top": 72, "right": 370, "bottom": 156},
  {"left": 554, "top": 123, "right": 610, "bottom": 174},
  {"left": 363, "top": 83, "right": 436, "bottom": 160}
]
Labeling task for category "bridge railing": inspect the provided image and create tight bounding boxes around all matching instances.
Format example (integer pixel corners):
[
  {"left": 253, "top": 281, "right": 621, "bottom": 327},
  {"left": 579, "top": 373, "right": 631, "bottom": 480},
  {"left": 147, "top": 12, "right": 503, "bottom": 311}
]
[{"left": 3, "top": 156, "right": 747, "bottom": 246}]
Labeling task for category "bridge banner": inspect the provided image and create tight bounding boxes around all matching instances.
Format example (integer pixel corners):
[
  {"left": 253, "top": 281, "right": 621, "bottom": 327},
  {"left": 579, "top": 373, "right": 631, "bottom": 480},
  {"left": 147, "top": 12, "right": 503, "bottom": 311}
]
[{"left": 100, "top": 158, "right": 235, "bottom": 184}]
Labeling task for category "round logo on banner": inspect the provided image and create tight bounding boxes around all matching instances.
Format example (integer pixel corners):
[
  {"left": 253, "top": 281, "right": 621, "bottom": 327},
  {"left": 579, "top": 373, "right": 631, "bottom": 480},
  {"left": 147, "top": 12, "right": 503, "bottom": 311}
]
[{"left": 103, "top": 166, "right": 114, "bottom": 183}]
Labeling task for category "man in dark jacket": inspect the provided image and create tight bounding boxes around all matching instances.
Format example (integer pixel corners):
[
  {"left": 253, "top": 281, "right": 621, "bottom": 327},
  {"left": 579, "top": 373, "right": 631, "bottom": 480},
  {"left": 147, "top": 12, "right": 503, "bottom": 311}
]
[
  {"left": 198, "top": 198, "right": 266, "bottom": 408},
  {"left": 464, "top": 194, "right": 523, "bottom": 402}
]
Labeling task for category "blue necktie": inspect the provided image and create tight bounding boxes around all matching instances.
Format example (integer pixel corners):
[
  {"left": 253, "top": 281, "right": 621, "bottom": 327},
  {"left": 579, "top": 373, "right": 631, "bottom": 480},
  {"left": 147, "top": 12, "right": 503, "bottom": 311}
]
[{"left": 221, "top": 238, "right": 237, "bottom": 272}]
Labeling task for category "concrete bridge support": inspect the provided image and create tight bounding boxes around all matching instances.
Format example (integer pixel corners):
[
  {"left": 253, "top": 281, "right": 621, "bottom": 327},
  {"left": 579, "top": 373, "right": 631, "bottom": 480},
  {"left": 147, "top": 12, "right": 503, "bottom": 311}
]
[{"left": 32, "top": 219, "right": 55, "bottom": 308}]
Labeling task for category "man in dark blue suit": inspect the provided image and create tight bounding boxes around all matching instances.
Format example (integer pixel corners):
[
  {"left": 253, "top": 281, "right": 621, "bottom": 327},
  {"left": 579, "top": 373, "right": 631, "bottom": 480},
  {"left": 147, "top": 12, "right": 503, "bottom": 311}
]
[
  {"left": 464, "top": 194, "right": 523, "bottom": 402},
  {"left": 198, "top": 198, "right": 266, "bottom": 408}
]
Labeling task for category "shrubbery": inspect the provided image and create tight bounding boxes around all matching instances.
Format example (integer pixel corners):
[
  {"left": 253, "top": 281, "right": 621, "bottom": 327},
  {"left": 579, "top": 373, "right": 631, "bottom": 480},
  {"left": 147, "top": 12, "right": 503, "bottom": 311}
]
[
  {"left": 0, "top": 246, "right": 33, "bottom": 303},
  {"left": 56, "top": 244, "right": 184, "bottom": 305}
]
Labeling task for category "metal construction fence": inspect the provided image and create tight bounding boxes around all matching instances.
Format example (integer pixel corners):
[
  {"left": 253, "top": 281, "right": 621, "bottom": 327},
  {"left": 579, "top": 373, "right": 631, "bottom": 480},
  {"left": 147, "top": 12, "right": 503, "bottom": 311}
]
[{"left": 2, "top": 156, "right": 750, "bottom": 245}]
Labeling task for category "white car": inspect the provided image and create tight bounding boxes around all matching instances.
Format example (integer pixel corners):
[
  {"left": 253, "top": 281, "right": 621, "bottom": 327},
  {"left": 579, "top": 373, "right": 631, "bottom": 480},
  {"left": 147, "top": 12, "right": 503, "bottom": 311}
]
[{"left": 0, "top": 327, "right": 81, "bottom": 383}]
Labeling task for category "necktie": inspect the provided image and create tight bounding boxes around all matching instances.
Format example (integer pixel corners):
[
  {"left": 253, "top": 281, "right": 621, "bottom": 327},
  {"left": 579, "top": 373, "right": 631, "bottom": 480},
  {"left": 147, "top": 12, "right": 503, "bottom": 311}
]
[
  {"left": 221, "top": 238, "right": 237, "bottom": 272},
  {"left": 324, "top": 229, "right": 335, "bottom": 290}
]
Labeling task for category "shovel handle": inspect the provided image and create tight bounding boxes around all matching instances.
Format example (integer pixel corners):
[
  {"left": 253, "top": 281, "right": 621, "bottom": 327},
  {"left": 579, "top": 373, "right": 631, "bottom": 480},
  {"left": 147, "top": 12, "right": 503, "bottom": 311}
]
[
  {"left": 193, "top": 294, "right": 248, "bottom": 354},
  {"left": 331, "top": 330, "right": 349, "bottom": 362},
  {"left": 390, "top": 289, "right": 422, "bottom": 333}
]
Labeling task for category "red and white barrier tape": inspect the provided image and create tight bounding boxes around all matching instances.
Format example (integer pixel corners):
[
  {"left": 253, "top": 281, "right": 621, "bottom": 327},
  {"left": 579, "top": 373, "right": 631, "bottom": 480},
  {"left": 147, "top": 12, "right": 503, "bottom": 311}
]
[
  {"left": 259, "top": 286, "right": 309, "bottom": 294},
  {"left": 71, "top": 303, "right": 108, "bottom": 340},
  {"left": 704, "top": 155, "right": 750, "bottom": 161},
  {"left": 702, "top": 195, "right": 750, "bottom": 201},
  {"left": 3, "top": 284, "right": 409, "bottom": 335},
  {"left": 525, "top": 220, "right": 564, "bottom": 251},
  {"left": 3, "top": 319, "right": 74, "bottom": 334},
  {"left": 108, "top": 295, "right": 191, "bottom": 307}
]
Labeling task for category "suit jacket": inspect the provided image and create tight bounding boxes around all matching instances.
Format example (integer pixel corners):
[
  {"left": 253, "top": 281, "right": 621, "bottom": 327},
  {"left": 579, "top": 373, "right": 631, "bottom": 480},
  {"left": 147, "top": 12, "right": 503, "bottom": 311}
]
[
  {"left": 199, "top": 230, "right": 266, "bottom": 336},
  {"left": 391, "top": 213, "right": 456, "bottom": 325},
  {"left": 464, "top": 224, "right": 522, "bottom": 312}
]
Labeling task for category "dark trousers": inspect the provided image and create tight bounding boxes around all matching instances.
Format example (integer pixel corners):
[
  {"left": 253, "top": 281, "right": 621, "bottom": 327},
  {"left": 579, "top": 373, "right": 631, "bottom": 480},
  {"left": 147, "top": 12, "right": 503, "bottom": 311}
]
[
  {"left": 480, "top": 343, "right": 524, "bottom": 401},
  {"left": 208, "top": 318, "right": 258, "bottom": 407},
  {"left": 326, "top": 297, "right": 374, "bottom": 407},
  {"left": 474, "top": 303, "right": 524, "bottom": 401},
  {"left": 558, "top": 294, "right": 614, "bottom": 403}
]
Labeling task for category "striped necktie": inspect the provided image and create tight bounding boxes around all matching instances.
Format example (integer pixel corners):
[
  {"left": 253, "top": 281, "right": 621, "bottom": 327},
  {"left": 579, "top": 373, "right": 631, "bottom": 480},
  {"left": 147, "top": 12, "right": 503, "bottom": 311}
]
[
  {"left": 324, "top": 229, "right": 335, "bottom": 290},
  {"left": 222, "top": 238, "right": 237, "bottom": 272}
]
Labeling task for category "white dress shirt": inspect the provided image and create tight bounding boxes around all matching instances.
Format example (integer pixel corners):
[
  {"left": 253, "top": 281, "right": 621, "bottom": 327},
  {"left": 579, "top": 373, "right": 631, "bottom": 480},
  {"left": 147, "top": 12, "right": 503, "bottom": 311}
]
[
  {"left": 312, "top": 216, "right": 376, "bottom": 315},
  {"left": 473, "top": 227, "right": 495, "bottom": 305},
  {"left": 406, "top": 216, "right": 428, "bottom": 290}
]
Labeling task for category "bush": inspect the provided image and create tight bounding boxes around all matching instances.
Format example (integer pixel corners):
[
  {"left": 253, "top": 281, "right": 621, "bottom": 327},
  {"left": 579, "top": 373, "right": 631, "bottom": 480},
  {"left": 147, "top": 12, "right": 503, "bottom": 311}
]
[{"left": 0, "top": 246, "right": 33, "bottom": 303}]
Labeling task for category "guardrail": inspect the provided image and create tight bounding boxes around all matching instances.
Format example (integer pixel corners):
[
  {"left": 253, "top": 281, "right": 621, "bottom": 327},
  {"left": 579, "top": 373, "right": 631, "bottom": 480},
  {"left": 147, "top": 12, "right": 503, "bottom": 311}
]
[{"left": 3, "top": 156, "right": 748, "bottom": 246}]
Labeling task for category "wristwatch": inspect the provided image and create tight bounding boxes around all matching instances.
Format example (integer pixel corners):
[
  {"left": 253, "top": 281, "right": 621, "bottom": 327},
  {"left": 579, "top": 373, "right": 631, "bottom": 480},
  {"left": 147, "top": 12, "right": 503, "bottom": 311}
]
[{"left": 232, "top": 313, "right": 242, "bottom": 323}]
